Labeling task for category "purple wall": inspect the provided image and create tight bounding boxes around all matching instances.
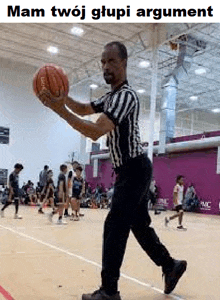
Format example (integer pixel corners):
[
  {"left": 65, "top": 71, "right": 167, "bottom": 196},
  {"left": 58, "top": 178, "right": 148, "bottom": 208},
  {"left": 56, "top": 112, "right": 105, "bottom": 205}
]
[
  {"left": 85, "top": 159, "right": 116, "bottom": 192},
  {"left": 85, "top": 148, "right": 220, "bottom": 215},
  {"left": 153, "top": 149, "right": 220, "bottom": 214}
]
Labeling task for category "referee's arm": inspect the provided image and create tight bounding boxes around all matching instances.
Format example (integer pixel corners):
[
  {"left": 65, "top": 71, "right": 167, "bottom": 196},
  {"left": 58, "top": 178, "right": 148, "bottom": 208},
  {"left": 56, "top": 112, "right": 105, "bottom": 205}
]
[
  {"left": 57, "top": 109, "right": 115, "bottom": 141},
  {"left": 37, "top": 91, "right": 115, "bottom": 140},
  {"left": 65, "top": 96, "right": 95, "bottom": 116},
  {"left": 37, "top": 91, "right": 95, "bottom": 116}
]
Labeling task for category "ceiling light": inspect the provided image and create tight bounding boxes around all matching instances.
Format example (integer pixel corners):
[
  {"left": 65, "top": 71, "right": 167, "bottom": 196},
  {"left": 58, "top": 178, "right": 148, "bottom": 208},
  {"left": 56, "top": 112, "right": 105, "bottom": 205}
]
[
  {"left": 139, "top": 61, "right": 150, "bottom": 68},
  {"left": 212, "top": 108, "right": 220, "bottom": 113},
  {"left": 137, "top": 89, "right": 146, "bottom": 94},
  {"left": 189, "top": 96, "right": 198, "bottom": 101},
  {"left": 195, "top": 68, "right": 206, "bottom": 75},
  {"left": 47, "top": 46, "right": 58, "bottom": 54},
  {"left": 90, "top": 84, "right": 98, "bottom": 89},
  {"left": 71, "top": 27, "right": 84, "bottom": 36}
]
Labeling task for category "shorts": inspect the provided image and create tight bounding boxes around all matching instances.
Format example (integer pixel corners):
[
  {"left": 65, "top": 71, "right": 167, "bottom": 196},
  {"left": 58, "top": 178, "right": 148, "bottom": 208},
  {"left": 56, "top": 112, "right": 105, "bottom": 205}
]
[
  {"left": 9, "top": 189, "right": 19, "bottom": 200},
  {"left": 175, "top": 205, "right": 183, "bottom": 212}
]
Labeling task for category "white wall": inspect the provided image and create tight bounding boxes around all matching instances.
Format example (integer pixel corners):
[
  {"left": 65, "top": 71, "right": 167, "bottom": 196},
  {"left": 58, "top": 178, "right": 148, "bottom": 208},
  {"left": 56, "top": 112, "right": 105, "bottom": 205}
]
[
  {"left": 139, "top": 106, "right": 220, "bottom": 143},
  {"left": 139, "top": 110, "right": 161, "bottom": 142},
  {"left": 0, "top": 58, "right": 81, "bottom": 185},
  {"left": 175, "top": 110, "right": 220, "bottom": 137}
]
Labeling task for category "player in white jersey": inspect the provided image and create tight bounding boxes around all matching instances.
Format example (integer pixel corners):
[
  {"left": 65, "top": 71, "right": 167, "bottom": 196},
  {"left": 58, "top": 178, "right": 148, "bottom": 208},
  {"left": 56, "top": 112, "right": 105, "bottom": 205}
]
[{"left": 165, "top": 175, "right": 187, "bottom": 230}]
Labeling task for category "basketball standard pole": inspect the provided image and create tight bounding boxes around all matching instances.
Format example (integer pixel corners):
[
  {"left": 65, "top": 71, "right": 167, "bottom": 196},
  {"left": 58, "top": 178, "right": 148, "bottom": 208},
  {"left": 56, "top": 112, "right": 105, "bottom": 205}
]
[{"left": 148, "top": 26, "right": 159, "bottom": 162}]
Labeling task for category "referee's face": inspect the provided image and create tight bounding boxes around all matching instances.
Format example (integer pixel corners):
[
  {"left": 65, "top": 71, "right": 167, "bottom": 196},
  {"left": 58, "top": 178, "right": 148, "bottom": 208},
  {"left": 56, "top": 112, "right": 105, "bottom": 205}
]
[{"left": 101, "top": 45, "right": 126, "bottom": 87}]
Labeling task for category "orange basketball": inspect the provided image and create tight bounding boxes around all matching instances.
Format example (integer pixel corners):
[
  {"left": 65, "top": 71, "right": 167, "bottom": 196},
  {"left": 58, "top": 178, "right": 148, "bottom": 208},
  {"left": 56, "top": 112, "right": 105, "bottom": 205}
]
[{"left": 33, "top": 64, "right": 69, "bottom": 97}]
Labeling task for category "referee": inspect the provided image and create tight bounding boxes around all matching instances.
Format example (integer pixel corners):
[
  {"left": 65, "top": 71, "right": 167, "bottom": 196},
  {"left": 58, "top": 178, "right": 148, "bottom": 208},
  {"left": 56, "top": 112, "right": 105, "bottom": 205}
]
[{"left": 38, "top": 41, "right": 187, "bottom": 300}]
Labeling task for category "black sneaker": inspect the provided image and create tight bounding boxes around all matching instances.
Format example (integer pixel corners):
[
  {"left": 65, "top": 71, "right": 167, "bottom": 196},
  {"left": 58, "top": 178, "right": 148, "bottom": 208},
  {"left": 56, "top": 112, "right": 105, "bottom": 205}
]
[
  {"left": 38, "top": 209, "right": 44, "bottom": 214},
  {"left": 163, "top": 260, "right": 187, "bottom": 294},
  {"left": 177, "top": 225, "right": 187, "bottom": 231},
  {"left": 82, "top": 289, "right": 121, "bottom": 300},
  {"left": 66, "top": 213, "right": 73, "bottom": 218},
  {"left": 165, "top": 217, "right": 169, "bottom": 227}
]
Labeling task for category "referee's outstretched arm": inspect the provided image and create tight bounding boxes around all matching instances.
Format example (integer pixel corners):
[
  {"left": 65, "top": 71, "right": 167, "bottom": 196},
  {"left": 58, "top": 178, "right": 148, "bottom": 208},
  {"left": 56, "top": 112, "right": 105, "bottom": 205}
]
[
  {"left": 37, "top": 90, "right": 115, "bottom": 141},
  {"left": 55, "top": 105, "right": 115, "bottom": 141}
]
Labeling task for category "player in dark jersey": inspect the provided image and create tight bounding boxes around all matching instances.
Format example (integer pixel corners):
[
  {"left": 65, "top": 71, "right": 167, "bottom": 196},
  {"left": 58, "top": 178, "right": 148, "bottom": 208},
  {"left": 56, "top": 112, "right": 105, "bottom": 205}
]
[
  {"left": 70, "top": 165, "right": 85, "bottom": 221},
  {"left": 38, "top": 170, "right": 55, "bottom": 214},
  {"left": 48, "top": 164, "right": 68, "bottom": 224},
  {"left": 1, "top": 163, "right": 23, "bottom": 219}
]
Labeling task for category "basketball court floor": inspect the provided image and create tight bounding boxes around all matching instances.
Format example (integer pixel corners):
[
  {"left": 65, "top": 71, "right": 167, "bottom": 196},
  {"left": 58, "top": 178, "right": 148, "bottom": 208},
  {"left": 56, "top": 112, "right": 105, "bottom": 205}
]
[{"left": 0, "top": 205, "right": 219, "bottom": 300}]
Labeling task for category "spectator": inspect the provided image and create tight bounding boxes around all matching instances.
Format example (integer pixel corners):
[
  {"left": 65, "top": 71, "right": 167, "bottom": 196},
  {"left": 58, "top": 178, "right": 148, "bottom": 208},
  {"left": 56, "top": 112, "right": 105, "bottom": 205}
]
[
  {"left": 39, "top": 165, "right": 49, "bottom": 193},
  {"left": 106, "top": 185, "right": 114, "bottom": 201},
  {"left": 149, "top": 178, "right": 161, "bottom": 215},
  {"left": 23, "top": 180, "right": 33, "bottom": 205},
  {"left": 85, "top": 182, "right": 92, "bottom": 198},
  {"left": 27, "top": 182, "right": 37, "bottom": 205},
  {"left": 0, "top": 185, "right": 3, "bottom": 200},
  {"left": 95, "top": 184, "right": 103, "bottom": 205},
  {"left": 184, "top": 183, "right": 199, "bottom": 212},
  {"left": 1, "top": 186, "right": 9, "bottom": 204},
  {"left": 35, "top": 182, "right": 42, "bottom": 203}
]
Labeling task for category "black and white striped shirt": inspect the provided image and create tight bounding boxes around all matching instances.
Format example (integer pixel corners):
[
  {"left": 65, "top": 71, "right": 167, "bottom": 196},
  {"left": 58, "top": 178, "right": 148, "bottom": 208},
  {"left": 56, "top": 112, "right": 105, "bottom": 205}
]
[{"left": 91, "top": 81, "right": 143, "bottom": 168}]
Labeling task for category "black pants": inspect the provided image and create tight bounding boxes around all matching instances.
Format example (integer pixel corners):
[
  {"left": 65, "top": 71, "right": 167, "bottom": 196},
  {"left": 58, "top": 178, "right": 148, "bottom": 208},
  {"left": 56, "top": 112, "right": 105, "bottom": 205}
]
[{"left": 101, "top": 153, "right": 174, "bottom": 294}]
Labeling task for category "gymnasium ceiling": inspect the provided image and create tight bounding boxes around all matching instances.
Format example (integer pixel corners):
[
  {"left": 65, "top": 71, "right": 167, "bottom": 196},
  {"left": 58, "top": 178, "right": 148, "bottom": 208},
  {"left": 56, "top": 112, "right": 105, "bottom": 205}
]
[{"left": 1, "top": 22, "right": 220, "bottom": 116}]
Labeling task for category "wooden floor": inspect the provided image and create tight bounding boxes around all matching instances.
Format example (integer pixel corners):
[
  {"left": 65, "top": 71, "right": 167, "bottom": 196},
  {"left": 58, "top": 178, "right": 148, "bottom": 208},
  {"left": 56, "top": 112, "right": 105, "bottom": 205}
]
[{"left": 0, "top": 205, "right": 220, "bottom": 300}]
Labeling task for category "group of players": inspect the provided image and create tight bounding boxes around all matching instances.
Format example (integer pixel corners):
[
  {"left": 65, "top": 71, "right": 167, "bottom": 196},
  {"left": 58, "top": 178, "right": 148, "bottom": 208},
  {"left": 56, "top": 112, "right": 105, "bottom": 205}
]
[
  {"left": 1, "top": 161, "right": 85, "bottom": 224},
  {"left": 1, "top": 161, "right": 187, "bottom": 230},
  {"left": 38, "top": 162, "right": 85, "bottom": 224}
]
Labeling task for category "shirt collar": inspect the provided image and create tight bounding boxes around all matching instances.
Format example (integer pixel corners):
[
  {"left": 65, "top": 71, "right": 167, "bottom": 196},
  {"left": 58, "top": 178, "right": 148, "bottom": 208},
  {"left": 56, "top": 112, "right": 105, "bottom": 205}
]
[{"left": 111, "top": 80, "right": 128, "bottom": 95}]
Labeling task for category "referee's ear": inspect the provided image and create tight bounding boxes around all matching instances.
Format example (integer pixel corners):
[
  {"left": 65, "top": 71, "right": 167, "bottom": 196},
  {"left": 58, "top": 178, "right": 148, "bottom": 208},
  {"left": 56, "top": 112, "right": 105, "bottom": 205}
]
[{"left": 122, "top": 58, "right": 127, "bottom": 68}]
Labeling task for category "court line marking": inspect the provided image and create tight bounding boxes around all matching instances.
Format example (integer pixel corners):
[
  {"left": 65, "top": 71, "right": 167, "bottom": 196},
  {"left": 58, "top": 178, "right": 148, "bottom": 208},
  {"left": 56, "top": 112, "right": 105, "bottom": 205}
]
[
  {"left": 0, "top": 285, "right": 15, "bottom": 300},
  {"left": 0, "top": 224, "right": 184, "bottom": 300}
]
